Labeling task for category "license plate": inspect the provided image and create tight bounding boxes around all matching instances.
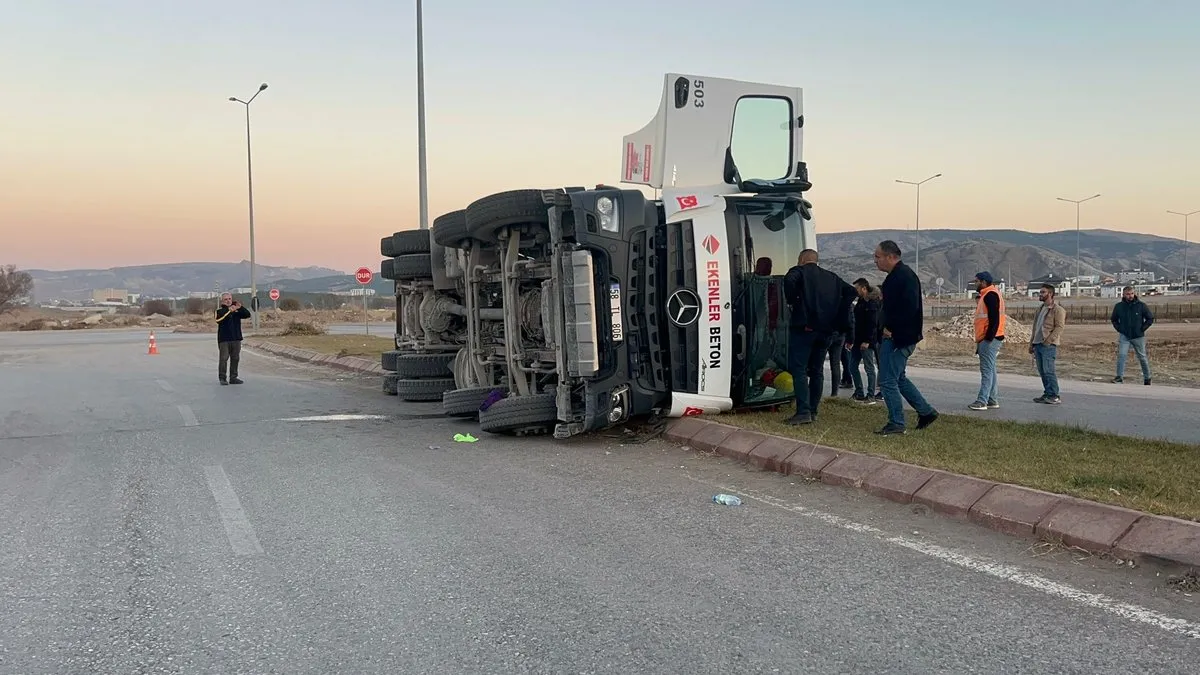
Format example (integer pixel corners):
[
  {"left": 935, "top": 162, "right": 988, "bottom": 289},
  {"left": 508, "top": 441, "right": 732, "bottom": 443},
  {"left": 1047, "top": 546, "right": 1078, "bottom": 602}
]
[{"left": 610, "top": 283, "right": 624, "bottom": 343}]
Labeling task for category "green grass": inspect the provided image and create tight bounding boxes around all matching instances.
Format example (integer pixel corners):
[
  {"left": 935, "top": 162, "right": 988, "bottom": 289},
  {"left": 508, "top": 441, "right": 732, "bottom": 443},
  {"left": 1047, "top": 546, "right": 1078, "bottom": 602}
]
[{"left": 725, "top": 397, "right": 1200, "bottom": 522}]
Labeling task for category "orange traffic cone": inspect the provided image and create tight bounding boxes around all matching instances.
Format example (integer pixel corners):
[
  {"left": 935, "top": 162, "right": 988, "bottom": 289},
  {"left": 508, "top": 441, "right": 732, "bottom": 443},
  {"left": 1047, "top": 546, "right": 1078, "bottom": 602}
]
[{"left": 147, "top": 331, "right": 159, "bottom": 355}]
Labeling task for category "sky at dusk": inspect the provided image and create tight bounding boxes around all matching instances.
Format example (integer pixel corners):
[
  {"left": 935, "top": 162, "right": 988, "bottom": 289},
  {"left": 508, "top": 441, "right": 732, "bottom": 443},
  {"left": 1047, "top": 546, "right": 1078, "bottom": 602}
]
[{"left": 2, "top": 0, "right": 1198, "bottom": 273}]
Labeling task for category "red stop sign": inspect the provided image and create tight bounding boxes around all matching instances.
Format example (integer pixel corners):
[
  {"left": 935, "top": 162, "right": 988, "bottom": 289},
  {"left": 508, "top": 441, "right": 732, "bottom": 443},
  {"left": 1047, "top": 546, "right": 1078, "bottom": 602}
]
[
  {"left": 355, "top": 267, "right": 373, "bottom": 284},
  {"left": 269, "top": 288, "right": 280, "bottom": 301}
]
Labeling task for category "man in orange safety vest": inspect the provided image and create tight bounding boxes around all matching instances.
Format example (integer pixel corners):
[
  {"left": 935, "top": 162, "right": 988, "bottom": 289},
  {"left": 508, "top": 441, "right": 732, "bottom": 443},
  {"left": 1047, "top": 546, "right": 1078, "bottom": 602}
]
[{"left": 969, "top": 271, "right": 1006, "bottom": 411}]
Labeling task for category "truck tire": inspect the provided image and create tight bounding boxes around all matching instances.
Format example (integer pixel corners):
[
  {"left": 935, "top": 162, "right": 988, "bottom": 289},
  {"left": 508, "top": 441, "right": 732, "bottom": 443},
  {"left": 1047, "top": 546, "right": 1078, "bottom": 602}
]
[
  {"left": 442, "top": 386, "right": 503, "bottom": 417},
  {"left": 465, "top": 189, "right": 549, "bottom": 243},
  {"left": 392, "top": 253, "right": 432, "bottom": 281},
  {"left": 394, "top": 352, "right": 455, "bottom": 379},
  {"left": 381, "top": 235, "right": 396, "bottom": 257},
  {"left": 381, "top": 258, "right": 395, "bottom": 280},
  {"left": 478, "top": 393, "right": 559, "bottom": 435},
  {"left": 382, "top": 372, "right": 399, "bottom": 395},
  {"left": 432, "top": 210, "right": 471, "bottom": 249},
  {"left": 390, "top": 230, "right": 432, "bottom": 255},
  {"left": 381, "top": 350, "right": 402, "bottom": 371},
  {"left": 396, "top": 377, "right": 455, "bottom": 402}
]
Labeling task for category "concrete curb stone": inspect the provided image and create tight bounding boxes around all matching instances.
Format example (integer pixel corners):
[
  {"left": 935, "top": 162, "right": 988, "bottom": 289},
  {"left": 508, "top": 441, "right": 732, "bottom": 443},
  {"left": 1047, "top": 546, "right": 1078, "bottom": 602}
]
[
  {"left": 667, "top": 416, "right": 1200, "bottom": 572},
  {"left": 245, "top": 340, "right": 385, "bottom": 375}
]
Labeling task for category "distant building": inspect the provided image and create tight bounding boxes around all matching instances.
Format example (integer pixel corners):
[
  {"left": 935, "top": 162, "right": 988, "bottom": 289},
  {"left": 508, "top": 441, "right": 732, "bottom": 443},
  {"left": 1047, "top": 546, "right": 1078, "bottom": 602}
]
[
  {"left": 1116, "top": 269, "right": 1156, "bottom": 283},
  {"left": 1026, "top": 274, "right": 1075, "bottom": 297},
  {"left": 92, "top": 288, "right": 128, "bottom": 303}
]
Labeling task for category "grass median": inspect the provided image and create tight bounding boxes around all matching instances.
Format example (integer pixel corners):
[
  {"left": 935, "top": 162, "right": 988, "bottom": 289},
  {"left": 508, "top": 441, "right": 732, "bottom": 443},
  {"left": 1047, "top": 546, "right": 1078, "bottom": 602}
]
[
  {"left": 257, "top": 334, "right": 395, "bottom": 358},
  {"left": 723, "top": 397, "right": 1200, "bottom": 522}
]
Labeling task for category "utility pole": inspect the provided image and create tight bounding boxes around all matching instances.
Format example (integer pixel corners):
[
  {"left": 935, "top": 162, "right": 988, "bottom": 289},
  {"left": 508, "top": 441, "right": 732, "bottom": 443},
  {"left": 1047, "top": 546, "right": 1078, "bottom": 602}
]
[
  {"left": 1056, "top": 193, "right": 1101, "bottom": 283},
  {"left": 895, "top": 173, "right": 942, "bottom": 283},
  {"left": 228, "top": 82, "right": 269, "bottom": 330},
  {"left": 1168, "top": 209, "right": 1198, "bottom": 294}
]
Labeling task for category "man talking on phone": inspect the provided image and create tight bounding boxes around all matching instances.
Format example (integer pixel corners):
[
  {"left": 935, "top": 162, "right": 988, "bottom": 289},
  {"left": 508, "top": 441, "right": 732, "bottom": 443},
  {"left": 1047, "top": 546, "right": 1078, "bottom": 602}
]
[{"left": 216, "top": 292, "right": 252, "bottom": 385}]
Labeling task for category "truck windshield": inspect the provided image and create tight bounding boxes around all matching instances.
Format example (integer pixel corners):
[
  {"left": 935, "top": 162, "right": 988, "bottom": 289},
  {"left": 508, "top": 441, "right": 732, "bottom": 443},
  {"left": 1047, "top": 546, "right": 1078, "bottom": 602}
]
[{"left": 728, "top": 198, "right": 810, "bottom": 405}]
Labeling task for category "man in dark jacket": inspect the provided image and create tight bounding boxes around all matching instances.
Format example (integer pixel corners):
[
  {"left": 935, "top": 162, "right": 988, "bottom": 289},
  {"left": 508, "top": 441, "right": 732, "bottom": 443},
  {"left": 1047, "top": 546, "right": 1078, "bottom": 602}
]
[
  {"left": 1110, "top": 286, "right": 1154, "bottom": 385},
  {"left": 783, "top": 249, "right": 856, "bottom": 424},
  {"left": 216, "top": 292, "right": 253, "bottom": 385},
  {"left": 849, "top": 278, "right": 881, "bottom": 403},
  {"left": 873, "top": 240, "right": 938, "bottom": 434}
]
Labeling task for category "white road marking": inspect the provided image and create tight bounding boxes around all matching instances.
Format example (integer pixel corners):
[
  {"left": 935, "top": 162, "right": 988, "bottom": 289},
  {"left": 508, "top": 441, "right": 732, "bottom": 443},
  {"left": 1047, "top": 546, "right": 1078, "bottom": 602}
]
[
  {"left": 203, "top": 465, "right": 265, "bottom": 556},
  {"left": 686, "top": 478, "right": 1200, "bottom": 640},
  {"left": 156, "top": 379, "right": 174, "bottom": 393},
  {"left": 177, "top": 404, "right": 199, "bottom": 427},
  {"left": 278, "top": 414, "right": 390, "bottom": 422}
]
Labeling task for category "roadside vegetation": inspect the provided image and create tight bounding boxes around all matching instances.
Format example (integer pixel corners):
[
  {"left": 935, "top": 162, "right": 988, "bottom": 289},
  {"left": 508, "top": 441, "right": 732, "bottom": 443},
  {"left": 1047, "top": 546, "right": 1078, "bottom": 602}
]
[{"left": 725, "top": 397, "right": 1200, "bottom": 521}]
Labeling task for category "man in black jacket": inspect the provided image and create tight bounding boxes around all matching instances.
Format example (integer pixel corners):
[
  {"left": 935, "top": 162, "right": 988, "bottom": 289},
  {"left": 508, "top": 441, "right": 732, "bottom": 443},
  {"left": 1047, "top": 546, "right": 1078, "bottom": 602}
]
[
  {"left": 783, "top": 249, "right": 857, "bottom": 424},
  {"left": 849, "top": 278, "right": 881, "bottom": 403},
  {"left": 216, "top": 292, "right": 253, "bottom": 385},
  {"left": 1110, "top": 286, "right": 1154, "bottom": 385},
  {"left": 873, "top": 241, "right": 938, "bottom": 434}
]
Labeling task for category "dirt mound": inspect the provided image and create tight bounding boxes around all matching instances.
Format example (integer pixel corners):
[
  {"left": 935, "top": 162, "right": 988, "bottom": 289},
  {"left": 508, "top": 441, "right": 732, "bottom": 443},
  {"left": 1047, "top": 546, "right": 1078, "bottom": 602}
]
[{"left": 931, "top": 309, "right": 1032, "bottom": 342}]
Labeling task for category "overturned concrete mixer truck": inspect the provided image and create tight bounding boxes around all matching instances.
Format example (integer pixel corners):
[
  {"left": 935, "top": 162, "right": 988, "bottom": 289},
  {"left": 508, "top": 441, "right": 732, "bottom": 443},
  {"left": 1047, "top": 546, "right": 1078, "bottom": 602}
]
[{"left": 377, "top": 73, "right": 816, "bottom": 437}]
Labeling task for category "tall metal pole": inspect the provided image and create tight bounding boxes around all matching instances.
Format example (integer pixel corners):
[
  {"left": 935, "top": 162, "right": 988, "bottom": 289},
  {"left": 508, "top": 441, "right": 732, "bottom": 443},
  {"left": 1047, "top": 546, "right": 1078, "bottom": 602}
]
[
  {"left": 895, "top": 173, "right": 941, "bottom": 283},
  {"left": 1057, "top": 193, "right": 1100, "bottom": 283},
  {"left": 1168, "top": 209, "right": 1199, "bottom": 294},
  {"left": 416, "top": 0, "right": 429, "bottom": 229},
  {"left": 229, "top": 83, "right": 269, "bottom": 330}
]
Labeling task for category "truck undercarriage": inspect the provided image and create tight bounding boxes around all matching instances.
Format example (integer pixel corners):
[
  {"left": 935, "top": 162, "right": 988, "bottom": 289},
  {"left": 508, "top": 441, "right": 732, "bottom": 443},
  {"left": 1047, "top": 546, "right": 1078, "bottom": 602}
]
[{"left": 375, "top": 73, "right": 816, "bottom": 438}]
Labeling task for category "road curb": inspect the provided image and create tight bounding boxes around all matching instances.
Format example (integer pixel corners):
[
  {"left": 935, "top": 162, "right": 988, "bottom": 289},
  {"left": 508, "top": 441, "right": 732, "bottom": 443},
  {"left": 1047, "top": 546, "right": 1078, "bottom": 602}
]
[
  {"left": 245, "top": 340, "right": 384, "bottom": 375},
  {"left": 666, "top": 416, "right": 1200, "bottom": 571}
]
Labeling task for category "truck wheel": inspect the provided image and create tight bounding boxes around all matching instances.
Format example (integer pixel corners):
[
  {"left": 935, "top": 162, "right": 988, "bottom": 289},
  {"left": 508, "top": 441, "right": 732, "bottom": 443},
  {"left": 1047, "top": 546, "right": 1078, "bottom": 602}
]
[
  {"left": 432, "top": 210, "right": 472, "bottom": 249},
  {"left": 395, "top": 377, "right": 455, "bottom": 402},
  {"left": 382, "top": 372, "right": 399, "bottom": 395},
  {"left": 394, "top": 352, "right": 455, "bottom": 379},
  {"left": 381, "top": 350, "right": 403, "bottom": 371},
  {"left": 380, "top": 235, "right": 396, "bottom": 257},
  {"left": 465, "top": 189, "right": 549, "bottom": 243},
  {"left": 393, "top": 253, "right": 433, "bottom": 281},
  {"left": 381, "top": 258, "right": 395, "bottom": 280},
  {"left": 442, "top": 386, "right": 502, "bottom": 417},
  {"left": 478, "top": 393, "right": 558, "bottom": 435},
  {"left": 391, "top": 230, "right": 432, "bottom": 255}
]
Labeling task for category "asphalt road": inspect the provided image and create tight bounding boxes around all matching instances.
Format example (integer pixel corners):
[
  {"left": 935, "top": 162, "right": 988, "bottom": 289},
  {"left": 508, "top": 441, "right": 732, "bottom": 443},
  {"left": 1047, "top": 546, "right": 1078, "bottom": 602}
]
[{"left": 2, "top": 330, "right": 1199, "bottom": 673}]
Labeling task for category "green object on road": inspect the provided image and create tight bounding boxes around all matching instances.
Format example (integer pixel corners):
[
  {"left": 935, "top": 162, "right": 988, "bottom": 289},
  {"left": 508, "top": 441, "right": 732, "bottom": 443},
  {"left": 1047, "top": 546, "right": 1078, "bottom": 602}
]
[{"left": 454, "top": 433, "right": 478, "bottom": 443}]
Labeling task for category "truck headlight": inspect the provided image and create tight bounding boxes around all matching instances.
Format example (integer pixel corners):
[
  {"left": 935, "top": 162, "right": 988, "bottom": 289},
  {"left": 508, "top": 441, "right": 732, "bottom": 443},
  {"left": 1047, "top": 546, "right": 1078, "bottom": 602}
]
[{"left": 597, "top": 196, "right": 619, "bottom": 233}]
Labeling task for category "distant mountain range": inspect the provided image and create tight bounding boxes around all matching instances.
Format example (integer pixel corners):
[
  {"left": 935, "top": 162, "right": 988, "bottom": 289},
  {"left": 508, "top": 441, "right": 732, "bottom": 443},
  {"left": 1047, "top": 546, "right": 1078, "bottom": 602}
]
[
  {"left": 20, "top": 227, "right": 1192, "bottom": 301},
  {"left": 816, "top": 228, "right": 1193, "bottom": 289},
  {"left": 24, "top": 261, "right": 394, "bottom": 301}
]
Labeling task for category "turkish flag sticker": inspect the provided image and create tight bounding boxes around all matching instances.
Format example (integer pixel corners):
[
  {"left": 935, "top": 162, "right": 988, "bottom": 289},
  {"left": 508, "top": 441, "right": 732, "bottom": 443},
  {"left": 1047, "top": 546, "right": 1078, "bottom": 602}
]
[{"left": 675, "top": 195, "right": 699, "bottom": 210}]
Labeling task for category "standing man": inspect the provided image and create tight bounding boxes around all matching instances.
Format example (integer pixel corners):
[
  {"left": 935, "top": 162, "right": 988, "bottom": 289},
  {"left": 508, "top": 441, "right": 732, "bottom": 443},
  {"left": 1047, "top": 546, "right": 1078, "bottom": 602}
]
[
  {"left": 1030, "top": 283, "right": 1067, "bottom": 404},
  {"left": 969, "top": 272, "right": 1006, "bottom": 411},
  {"left": 1111, "top": 285, "right": 1154, "bottom": 385},
  {"left": 849, "top": 278, "right": 881, "bottom": 404},
  {"left": 216, "top": 292, "right": 252, "bottom": 385},
  {"left": 783, "top": 249, "right": 857, "bottom": 425},
  {"left": 873, "top": 240, "right": 938, "bottom": 435}
]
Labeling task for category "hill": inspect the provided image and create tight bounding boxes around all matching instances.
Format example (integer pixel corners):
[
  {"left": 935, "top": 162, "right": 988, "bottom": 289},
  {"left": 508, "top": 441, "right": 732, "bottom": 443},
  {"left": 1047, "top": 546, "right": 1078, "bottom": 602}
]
[
  {"left": 816, "top": 228, "right": 1190, "bottom": 288},
  {"left": 27, "top": 261, "right": 344, "bottom": 301}
]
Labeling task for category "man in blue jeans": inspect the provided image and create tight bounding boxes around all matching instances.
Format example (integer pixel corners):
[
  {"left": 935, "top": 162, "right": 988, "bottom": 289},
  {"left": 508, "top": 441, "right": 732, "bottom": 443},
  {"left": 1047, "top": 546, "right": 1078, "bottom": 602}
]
[
  {"left": 872, "top": 240, "right": 938, "bottom": 435},
  {"left": 968, "top": 271, "right": 1005, "bottom": 411},
  {"left": 1111, "top": 285, "right": 1154, "bottom": 385},
  {"left": 1030, "top": 283, "right": 1067, "bottom": 404}
]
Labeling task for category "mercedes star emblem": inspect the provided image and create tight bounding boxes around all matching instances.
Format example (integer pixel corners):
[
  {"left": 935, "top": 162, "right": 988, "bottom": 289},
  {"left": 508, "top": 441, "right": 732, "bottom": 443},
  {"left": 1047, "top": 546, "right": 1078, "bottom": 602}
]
[{"left": 667, "top": 289, "right": 701, "bottom": 327}]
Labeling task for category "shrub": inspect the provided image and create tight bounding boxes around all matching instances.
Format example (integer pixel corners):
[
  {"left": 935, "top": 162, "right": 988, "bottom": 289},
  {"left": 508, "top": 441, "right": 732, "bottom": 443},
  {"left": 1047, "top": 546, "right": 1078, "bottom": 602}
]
[
  {"left": 280, "top": 321, "right": 324, "bottom": 336},
  {"left": 279, "top": 297, "right": 301, "bottom": 311},
  {"left": 184, "top": 297, "right": 207, "bottom": 315},
  {"left": 142, "top": 300, "right": 173, "bottom": 317}
]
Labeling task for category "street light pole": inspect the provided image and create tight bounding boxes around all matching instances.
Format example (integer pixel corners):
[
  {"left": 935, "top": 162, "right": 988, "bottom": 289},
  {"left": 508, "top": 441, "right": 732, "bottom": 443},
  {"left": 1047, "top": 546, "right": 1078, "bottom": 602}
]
[
  {"left": 229, "top": 82, "right": 269, "bottom": 330},
  {"left": 895, "top": 173, "right": 941, "bottom": 283},
  {"left": 416, "top": 0, "right": 429, "bottom": 229},
  {"left": 1168, "top": 209, "right": 1199, "bottom": 294},
  {"left": 1056, "top": 193, "right": 1100, "bottom": 283}
]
